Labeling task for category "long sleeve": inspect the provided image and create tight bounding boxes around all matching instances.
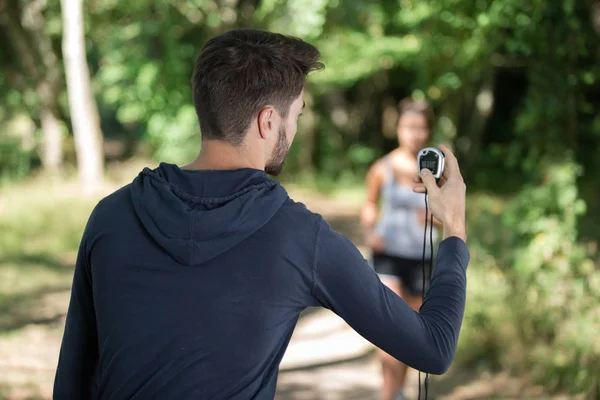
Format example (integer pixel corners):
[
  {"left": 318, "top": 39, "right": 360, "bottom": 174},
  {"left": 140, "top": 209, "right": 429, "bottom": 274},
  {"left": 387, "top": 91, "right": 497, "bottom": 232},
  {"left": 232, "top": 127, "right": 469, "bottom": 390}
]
[
  {"left": 53, "top": 217, "right": 99, "bottom": 399},
  {"left": 311, "top": 217, "right": 469, "bottom": 374}
]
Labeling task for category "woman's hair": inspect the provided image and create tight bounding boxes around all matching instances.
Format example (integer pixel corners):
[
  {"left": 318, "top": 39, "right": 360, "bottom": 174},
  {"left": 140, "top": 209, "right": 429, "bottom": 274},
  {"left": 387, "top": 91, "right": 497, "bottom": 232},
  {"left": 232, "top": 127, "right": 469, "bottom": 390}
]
[{"left": 397, "top": 97, "right": 435, "bottom": 129}]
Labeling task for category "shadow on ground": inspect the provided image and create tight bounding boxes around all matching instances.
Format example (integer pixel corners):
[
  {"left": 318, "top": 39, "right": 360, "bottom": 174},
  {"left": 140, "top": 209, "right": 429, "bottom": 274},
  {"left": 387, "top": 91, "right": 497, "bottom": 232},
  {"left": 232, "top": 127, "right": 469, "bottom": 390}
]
[
  {"left": 277, "top": 353, "right": 579, "bottom": 400},
  {"left": 0, "top": 253, "right": 73, "bottom": 333},
  {"left": 276, "top": 355, "right": 379, "bottom": 400},
  {"left": 0, "top": 253, "right": 74, "bottom": 272},
  {"left": 0, "top": 382, "right": 45, "bottom": 400},
  {"left": 0, "top": 286, "right": 69, "bottom": 333},
  {"left": 276, "top": 381, "right": 378, "bottom": 400}
]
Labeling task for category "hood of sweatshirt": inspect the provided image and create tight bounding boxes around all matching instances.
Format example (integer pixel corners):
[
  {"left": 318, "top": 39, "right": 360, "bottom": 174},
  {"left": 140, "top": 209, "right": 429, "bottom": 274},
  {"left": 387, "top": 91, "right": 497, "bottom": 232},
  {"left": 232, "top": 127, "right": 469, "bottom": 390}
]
[{"left": 130, "top": 162, "right": 288, "bottom": 266}]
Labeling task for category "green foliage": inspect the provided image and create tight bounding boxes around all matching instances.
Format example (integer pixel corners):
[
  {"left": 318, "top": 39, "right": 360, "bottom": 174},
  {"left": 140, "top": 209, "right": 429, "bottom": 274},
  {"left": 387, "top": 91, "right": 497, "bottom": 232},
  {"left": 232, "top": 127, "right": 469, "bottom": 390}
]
[
  {"left": 0, "top": 137, "right": 34, "bottom": 184},
  {"left": 0, "top": 73, "right": 36, "bottom": 184},
  {"left": 147, "top": 105, "right": 201, "bottom": 164},
  {"left": 310, "top": 31, "right": 421, "bottom": 88},
  {"left": 257, "top": 0, "right": 329, "bottom": 40},
  {"left": 457, "top": 262, "right": 512, "bottom": 370},
  {"left": 92, "top": 5, "right": 200, "bottom": 162},
  {"left": 454, "top": 193, "right": 514, "bottom": 369},
  {"left": 502, "top": 160, "right": 600, "bottom": 393}
]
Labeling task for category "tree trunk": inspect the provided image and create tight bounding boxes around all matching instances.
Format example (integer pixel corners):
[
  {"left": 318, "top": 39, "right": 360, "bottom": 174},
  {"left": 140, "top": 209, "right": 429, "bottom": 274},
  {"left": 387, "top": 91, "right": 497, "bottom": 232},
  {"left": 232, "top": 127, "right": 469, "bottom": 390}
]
[
  {"left": 39, "top": 102, "right": 63, "bottom": 179},
  {"left": 591, "top": 1, "right": 600, "bottom": 35},
  {"left": 61, "top": 0, "right": 104, "bottom": 193}
]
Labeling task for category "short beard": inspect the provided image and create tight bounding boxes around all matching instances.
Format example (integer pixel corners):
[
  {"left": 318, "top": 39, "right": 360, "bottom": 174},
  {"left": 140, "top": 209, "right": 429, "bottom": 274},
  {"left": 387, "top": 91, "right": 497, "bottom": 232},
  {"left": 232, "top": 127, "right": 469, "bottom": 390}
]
[{"left": 265, "top": 126, "right": 289, "bottom": 176}]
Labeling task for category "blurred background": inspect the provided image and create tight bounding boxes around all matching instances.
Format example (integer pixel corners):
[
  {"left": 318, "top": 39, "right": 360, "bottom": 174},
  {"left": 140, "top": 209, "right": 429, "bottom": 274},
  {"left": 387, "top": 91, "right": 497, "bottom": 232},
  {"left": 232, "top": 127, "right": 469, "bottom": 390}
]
[{"left": 0, "top": 0, "right": 599, "bottom": 399}]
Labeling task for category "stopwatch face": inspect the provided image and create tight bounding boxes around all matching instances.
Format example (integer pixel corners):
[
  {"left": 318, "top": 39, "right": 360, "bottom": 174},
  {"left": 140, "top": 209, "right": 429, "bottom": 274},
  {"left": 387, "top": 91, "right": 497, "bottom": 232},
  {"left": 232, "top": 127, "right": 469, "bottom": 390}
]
[{"left": 419, "top": 150, "right": 441, "bottom": 175}]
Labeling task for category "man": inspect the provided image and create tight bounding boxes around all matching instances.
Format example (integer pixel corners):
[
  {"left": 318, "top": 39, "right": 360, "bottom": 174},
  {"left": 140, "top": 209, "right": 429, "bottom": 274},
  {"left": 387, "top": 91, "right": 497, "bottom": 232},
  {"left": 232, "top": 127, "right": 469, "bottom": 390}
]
[{"left": 53, "top": 29, "right": 469, "bottom": 400}]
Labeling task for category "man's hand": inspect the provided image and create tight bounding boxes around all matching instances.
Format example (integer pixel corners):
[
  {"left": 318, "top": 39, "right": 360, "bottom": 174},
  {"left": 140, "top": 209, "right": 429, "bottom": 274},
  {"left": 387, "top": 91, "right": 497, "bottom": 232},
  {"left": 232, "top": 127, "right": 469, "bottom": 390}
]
[{"left": 412, "top": 144, "right": 466, "bottom": 242}]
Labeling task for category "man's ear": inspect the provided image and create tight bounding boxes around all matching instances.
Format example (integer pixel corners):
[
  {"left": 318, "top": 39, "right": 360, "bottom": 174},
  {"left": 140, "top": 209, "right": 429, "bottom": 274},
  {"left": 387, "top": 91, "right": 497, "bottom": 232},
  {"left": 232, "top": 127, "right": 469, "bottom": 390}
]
[{"left": 257, "top": 106, "right": 276, "bottom": 140}]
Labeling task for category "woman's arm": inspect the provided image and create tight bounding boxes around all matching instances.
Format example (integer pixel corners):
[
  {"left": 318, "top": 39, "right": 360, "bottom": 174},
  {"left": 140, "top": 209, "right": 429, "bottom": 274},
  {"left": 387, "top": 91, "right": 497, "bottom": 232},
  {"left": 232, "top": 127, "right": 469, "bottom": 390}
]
[
  {"left": 361, "top": 161, "right": 384, "bottom": 229},
  {"left": 361, "top": 160, "right": 385, "bottom": 250}
]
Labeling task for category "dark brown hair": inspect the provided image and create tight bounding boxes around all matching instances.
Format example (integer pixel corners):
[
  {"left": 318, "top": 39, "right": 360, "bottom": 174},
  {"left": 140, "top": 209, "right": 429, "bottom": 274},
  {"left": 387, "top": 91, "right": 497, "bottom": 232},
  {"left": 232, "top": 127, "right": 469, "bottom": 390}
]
[
  {"left": 191, "top": 29, "right": 324, "bottom": 146},
  {"left": 397, "top": 97, "right": 435, "bottom": 129}
]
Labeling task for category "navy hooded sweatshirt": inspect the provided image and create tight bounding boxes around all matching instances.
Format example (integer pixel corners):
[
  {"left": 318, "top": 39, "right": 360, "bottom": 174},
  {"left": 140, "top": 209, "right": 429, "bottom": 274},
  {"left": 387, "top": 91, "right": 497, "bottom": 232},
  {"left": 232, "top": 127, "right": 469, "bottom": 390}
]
[{"left": 53, "top": 162, "right": 470, "bottom": 400}]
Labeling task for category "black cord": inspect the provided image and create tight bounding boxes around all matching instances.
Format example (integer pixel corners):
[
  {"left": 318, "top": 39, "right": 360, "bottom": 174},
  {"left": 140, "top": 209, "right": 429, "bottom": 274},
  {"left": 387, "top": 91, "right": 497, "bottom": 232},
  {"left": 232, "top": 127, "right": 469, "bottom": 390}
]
[
  {"left": 429, "top": 212, "right": 434, "bottom": 282},
  {"left": 425, "top": 212, "right": 434, "bottom": 400},
  {"left": 419, "top": 192, "right": 429, "bottom": 400},
  {"left": 419, "top": 193, "right": 435, "bottom": 400},
  {"left": 422, "top": 192, "right": 428, "bottom": 298}
]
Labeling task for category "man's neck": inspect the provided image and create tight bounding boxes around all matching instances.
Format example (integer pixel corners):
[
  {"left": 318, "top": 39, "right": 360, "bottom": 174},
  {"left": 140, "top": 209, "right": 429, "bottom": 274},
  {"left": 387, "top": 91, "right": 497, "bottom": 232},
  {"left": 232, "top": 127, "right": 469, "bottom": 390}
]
[{"left": 181, "top": 140, "right": 263, "bottom": 171}]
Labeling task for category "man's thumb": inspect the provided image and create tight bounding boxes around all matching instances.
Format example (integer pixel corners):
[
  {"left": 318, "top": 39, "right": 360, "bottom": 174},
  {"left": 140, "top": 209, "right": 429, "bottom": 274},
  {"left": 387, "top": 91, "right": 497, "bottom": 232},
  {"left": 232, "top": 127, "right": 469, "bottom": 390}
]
[{"left": 420, "top": 169, "right": 439, "bottom": 194}]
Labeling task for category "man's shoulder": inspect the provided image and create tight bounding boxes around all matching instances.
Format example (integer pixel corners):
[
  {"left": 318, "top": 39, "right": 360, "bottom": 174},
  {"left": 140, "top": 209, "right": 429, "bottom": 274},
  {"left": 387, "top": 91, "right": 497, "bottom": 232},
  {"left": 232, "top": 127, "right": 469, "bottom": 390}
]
[
  {"left": 276, "top": 194, "right": 327, "bottom": 231},
  {"left": 86, "top": 184, "right": 133, "bottom": 227},
  {"left": 95, "top": 183, "right": 132, "bottom": 212}
]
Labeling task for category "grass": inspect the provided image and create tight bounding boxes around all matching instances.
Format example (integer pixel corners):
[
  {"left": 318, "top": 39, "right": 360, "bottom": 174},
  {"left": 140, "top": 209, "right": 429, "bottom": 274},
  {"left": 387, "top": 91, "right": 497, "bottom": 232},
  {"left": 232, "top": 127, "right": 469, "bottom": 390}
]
[{"left": 0, "top": 175, "right": 101, "bottom": 329}]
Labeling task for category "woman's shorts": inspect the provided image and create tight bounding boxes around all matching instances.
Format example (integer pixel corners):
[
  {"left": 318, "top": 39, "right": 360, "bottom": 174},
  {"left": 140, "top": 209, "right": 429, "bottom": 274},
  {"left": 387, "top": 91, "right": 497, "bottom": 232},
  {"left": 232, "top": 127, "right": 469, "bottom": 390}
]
[{"left": 371, "top": 252, "right": 433, "bottom": 297}]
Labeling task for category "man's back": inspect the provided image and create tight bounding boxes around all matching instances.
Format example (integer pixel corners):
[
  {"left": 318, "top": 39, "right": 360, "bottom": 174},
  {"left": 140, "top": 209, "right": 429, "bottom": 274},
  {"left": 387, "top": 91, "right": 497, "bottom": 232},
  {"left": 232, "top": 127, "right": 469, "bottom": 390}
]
[{"left": 54, "top": 163, "right": 323, "bottom": 399}]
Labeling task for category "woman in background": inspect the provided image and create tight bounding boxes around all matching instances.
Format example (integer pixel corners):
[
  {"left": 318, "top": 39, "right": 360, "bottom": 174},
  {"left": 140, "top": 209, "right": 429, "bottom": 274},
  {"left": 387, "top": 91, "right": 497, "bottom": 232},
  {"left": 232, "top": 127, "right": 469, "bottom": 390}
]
[{"left": 361, "top": 97, "right": 442, "bottom": 400}]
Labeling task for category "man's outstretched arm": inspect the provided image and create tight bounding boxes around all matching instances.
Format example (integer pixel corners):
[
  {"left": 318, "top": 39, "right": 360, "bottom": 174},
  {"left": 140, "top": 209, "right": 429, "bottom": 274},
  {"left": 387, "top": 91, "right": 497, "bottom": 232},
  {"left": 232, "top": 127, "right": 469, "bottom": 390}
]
[
  {"left": 312, "top": 144, "right": 469, "bottom": 374},
  {"left": 311, "top": 220, "right": 468, "bottom": 374},
  {"left": 53, "top": 219, "right": 99, "bottom": 399}
]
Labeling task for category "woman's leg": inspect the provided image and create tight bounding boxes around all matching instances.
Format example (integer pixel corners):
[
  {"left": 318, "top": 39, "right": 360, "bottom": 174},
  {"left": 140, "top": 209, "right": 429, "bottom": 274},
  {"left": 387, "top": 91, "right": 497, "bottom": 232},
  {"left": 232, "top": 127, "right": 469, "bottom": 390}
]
[
  {"left": 376, "top": 257, "right": 430, "bottom": 400},
  {"left": 391, "top": 259, "right": 432, "bottom": 399},
  {"left": 376, "top": 275, "right": 408, "bottom": 400}
]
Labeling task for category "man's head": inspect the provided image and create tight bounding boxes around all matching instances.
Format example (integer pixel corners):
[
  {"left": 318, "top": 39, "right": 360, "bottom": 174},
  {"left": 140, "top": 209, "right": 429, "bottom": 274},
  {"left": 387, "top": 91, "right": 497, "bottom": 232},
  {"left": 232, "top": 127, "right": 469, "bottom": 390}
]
[
  {"left": 396, "top": 98, "right": 434, "bottom": 154},
  {"left": 191, "top": 29, "right": 323, "bottom": 175}
]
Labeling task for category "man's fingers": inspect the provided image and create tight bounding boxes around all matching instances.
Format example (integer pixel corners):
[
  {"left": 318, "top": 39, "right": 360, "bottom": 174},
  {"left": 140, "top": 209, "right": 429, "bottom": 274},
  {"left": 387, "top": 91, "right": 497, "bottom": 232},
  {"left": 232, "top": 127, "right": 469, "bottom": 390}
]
[
  {"left": 437, "top": 144, "right": 452, "bottom": 181},
  {"left": 420, "top": 169, "right": 440, "bottom": 195},
  {"left": 438, "top": 144, "right": 460, "bottom": 176}
]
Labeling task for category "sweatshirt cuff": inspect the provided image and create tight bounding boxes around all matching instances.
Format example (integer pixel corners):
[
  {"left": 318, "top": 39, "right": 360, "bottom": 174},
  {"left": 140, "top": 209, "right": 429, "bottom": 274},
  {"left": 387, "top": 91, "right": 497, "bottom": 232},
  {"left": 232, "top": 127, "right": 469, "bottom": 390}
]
[{"left": 437, "top": 236, "right": 470, "bottom": 271}]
